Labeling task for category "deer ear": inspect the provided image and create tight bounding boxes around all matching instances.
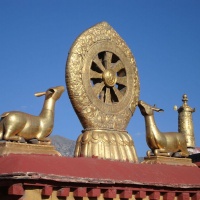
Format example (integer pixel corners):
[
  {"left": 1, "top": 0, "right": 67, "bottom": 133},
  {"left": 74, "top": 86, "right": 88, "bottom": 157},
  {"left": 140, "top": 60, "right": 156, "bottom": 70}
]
[{"left": 34, "top": 92, "right": 46, "bottom": 97}]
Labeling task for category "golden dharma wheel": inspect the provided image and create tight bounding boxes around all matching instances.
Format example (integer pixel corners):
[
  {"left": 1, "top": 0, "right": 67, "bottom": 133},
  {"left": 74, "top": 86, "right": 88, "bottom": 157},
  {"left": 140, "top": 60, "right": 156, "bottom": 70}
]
[{"left": 66, "top": 22, "right": 140, "bottom": 130}]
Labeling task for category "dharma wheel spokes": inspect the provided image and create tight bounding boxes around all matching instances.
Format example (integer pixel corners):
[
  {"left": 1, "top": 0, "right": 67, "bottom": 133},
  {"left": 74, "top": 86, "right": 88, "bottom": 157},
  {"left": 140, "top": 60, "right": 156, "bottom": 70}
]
[{"left": 90, "top": 51, "right": 127, "bottom": 104}]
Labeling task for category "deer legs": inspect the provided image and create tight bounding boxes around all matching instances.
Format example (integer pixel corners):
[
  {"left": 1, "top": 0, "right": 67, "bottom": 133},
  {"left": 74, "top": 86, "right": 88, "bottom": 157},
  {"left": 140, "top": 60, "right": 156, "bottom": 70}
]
[
  {"left": 2, "top": 128, "right": 51, "bottom": 145},
  {"left": 147, "top": 148, "right": 189, "bottom": 158},
  {"left": 4, "top": 129, "right": 25, "bottom": 143},
  {"left": 28, "top": 137, "right": 51, "bottom": 145},
  {"left": 147, "top": 149, "right": 171, "bottom": 158}
]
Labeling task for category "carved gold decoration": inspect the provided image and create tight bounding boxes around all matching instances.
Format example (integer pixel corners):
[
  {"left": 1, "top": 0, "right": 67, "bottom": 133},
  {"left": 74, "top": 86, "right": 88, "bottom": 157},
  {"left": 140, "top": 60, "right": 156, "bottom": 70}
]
[
  {"left": 66, "top": 22, "right": 139, "bottom": 162},
  {"left": 138, "top": 100, "right": 189, "bottom": 158},
  {"left": 74, "top": 129, "right": 138, "bottom": 162},
  {"left": 0, "top": 141, "right": 61, "bottom": 156},
  {"left": 0, "top": 86, "right": 65, "bottom": 144},
  {"left": 174, "top": 94, "right": 195, "bottom": 148},
  {"left": 142, "top": 156, "right": 196, "bottom": 166}
]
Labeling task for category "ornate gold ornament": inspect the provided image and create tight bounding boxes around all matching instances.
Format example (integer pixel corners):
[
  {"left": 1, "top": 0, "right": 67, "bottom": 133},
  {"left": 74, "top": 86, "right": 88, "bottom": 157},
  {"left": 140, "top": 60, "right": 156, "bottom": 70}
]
[
  {"left": 138, "top": 100, "right": 189, "bottom": 158},
  {"left": 66, "top": 22, "right": 140, "bottom": 162},
  {"left": 0, "top": 86, "right": 65, "bottom": 144},
  {"left": 174, "top": 94, "right": 195, "bottom": 148}
]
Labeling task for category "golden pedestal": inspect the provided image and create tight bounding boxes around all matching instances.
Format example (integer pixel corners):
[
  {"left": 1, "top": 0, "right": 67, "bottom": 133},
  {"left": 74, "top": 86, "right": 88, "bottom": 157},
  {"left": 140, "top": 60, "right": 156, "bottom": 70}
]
[
  {"left": 74, "top": 129, "right": 138, "bottom": 162},
  {"left": 0, "top": 142, "right": 61, "bottom": 156},
  {"left": 142, "top": 156, "right": 197, "bottom": 167}
]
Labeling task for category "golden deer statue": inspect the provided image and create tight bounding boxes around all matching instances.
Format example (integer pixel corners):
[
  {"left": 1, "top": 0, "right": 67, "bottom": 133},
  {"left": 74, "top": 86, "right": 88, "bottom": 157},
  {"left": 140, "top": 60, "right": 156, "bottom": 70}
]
[
  {"left": 138, "top": 100, "right": 189, "bottom": 157},
  {"left": 0, "top": 86, "right": 65, "bottom": 144}
]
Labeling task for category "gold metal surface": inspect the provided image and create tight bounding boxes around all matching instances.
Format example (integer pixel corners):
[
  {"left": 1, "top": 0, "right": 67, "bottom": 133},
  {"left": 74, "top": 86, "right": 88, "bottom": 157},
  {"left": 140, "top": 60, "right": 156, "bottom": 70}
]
[
  {"left": 142, "top": 156, "right": 196, "bottom": 166},
  {"left": 0, "top": 86, "right": 65, "bottom": 144},
  {"left": 66, "top": 22, "right": 139, "bottom": 162},
  {"left": 0, "top": 141, "right": 61, "bottom": 156},
  {"left": 74, "top": 129, "right": 138, "bottom": 162},
  {"left": 174, "top": 94, "right": 195, "bottom": 148},
  {"left": 138, "top": 100, "right": 189, "bottom": 157}
]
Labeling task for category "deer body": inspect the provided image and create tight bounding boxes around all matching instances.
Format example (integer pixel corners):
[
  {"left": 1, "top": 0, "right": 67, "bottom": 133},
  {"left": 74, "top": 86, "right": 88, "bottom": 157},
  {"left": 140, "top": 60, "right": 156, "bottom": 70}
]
[
  {"left": 138, "top": 100, "right": 189, "bottom": 157},
  {"left": 0, "top": 86, "right": 65, "bottom": 143}
]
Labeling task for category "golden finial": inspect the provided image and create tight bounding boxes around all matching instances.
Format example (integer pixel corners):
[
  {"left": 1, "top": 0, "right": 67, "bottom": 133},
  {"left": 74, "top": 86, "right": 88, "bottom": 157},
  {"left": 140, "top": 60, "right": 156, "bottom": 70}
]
[
  {"left": 176, "top": 94, "right": 195, "bottom": 148},
  {"left": 182, "top": 94, "right": 188, "bottom": 104}
]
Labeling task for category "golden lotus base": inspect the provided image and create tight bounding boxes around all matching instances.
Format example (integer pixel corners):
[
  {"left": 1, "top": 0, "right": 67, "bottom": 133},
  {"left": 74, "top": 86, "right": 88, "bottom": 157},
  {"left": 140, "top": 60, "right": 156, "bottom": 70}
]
[
  {"left": 74, "top": 129, "right": 138, "bottom": 162},
  {"left": 0, "top": 141, "right": 61, "bottom": 156},
  {"left": 142, "top": 156, "right": 197, "bottom": 167}
]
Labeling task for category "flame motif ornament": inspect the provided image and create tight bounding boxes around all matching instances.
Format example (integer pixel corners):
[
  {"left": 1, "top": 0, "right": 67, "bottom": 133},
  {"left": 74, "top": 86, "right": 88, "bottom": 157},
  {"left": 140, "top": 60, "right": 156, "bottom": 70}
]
[{"left": 66, "top": 22, "right": 140, "bottom": 162}]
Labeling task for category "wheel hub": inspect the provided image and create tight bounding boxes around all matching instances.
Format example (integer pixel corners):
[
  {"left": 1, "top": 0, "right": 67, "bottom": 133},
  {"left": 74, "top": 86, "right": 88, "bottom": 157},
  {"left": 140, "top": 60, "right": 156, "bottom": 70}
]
[{"left": 102, "top": 69, "right": 117, "bottom": 87}]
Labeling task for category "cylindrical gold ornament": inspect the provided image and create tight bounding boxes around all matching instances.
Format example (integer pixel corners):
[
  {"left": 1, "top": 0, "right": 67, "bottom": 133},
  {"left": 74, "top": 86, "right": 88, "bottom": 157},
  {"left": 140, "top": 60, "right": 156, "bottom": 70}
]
[{"left": 176, "top": 94, "right": 195, "bottom": 148}]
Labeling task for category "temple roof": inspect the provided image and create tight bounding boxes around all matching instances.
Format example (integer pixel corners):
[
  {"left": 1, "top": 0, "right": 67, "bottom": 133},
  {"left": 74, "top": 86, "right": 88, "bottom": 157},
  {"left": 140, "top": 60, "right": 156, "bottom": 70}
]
[{"left": 0, "top": 154, "right": 199, "bottom": 189}]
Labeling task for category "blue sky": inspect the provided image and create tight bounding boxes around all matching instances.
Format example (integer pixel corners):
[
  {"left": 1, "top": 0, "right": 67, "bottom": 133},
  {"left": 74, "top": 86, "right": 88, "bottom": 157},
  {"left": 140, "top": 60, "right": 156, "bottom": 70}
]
[{"left": 0, "top": 1, "right": 200, "bottom": 156}]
